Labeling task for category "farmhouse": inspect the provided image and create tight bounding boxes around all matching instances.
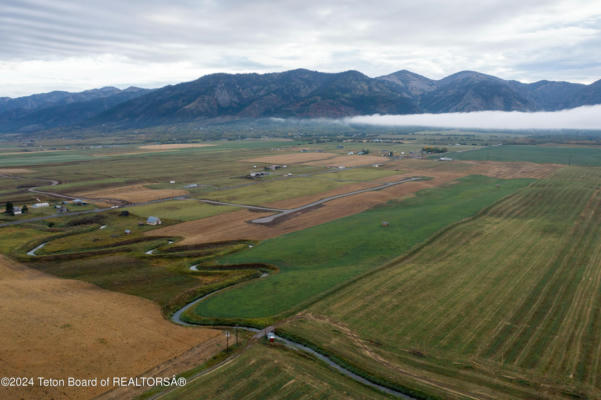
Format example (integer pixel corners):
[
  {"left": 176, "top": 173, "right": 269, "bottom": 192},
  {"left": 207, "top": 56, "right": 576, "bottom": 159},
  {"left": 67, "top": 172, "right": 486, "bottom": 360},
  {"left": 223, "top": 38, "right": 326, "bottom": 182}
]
[
  {"left": 13, "top": 206, "right": 22, "bottom": 215},
  {"left": 146, "top": 216, "right": 162, "bottom": 225}
]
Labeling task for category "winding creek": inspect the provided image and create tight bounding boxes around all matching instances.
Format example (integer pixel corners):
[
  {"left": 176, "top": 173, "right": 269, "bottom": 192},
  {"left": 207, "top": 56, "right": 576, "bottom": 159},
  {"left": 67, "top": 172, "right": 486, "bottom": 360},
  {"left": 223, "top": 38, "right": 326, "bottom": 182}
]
[
  {"left": 22, "top": 211, "right": 416, "bottom": 398},
  {"left": 170, "top": 273, "right": 415, "bottom": 399}
]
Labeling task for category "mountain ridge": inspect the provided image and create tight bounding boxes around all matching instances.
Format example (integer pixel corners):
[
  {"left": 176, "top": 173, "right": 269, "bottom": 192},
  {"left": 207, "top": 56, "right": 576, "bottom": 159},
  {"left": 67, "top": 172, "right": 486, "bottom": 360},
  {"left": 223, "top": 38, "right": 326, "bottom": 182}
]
[{"left": 1, "top": 69, "right": 600, "bottom": 132}]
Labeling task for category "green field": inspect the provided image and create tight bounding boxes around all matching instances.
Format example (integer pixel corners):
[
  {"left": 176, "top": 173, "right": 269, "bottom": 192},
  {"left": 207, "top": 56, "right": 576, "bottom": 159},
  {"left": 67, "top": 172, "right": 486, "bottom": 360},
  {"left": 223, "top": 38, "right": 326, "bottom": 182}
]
[
  {"left": 281, "top": 166, "right": 601, "bottom": 399},
  {"left": 202, "top": 167, "right": 400, "bottom": 205},
  {"left": 0, "top": 150, "right": 94, "bottom": 167},
  {"left": 126, "top": 199, "right": 238, "bottom": 222},
  {"left": 448, "top": 144, "right": 601, "bottom": 165},
  {"left": 185, "top": 175, "right": 533, "bottom": 323},
  {"left": 159, "top": 343, "right": 391, "bottom": 400}
]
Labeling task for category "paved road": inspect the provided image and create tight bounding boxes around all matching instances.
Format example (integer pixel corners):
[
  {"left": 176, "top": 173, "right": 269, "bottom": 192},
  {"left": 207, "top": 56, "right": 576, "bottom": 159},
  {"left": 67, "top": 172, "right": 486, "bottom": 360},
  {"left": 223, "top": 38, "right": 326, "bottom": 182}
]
[
  {"left": 199, "top": 199, "right": 285, "bottom": 212},
  {"left": 250, "top": 176, "right": 425, "bottom": 224}
]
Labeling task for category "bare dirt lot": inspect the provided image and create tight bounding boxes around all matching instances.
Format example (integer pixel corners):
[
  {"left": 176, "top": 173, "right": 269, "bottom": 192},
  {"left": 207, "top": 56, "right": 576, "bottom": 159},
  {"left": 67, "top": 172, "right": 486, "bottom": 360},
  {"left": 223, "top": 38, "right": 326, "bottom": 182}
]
[
  {"left": 75, "top": 184, "right": 188, "bottom": 203},
  {"left": 303, "top": 154, "right": 390, "bottom": 167},
  {"left": 244, "top": 152, "right": 338, "bottom": 164},
  {"left": 0, "top": 256, "right": 221, "bottom": 400},
  {"left": 0, "top": 168, "right": 33, "bottom": 174},
  {"left": 138, "top": 143, "right": 215, "bottom": 150},
  {"left": 148, "top": 160, "right": 559, "bottom": 245}
]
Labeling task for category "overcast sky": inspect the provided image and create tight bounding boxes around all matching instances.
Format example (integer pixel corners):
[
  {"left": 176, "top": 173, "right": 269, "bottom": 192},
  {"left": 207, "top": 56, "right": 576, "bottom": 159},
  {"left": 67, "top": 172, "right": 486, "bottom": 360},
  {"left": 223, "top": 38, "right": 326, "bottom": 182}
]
[{"left": 1, "top": 0, "right": 600, "bottom": 97}]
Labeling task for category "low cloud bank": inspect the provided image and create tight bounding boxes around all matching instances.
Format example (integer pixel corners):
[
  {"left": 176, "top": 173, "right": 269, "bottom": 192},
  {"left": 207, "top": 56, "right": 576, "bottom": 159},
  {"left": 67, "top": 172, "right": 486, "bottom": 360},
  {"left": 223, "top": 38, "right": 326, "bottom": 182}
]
[{"left": 345, "top": 105, "right": 601, "bottom": 130}]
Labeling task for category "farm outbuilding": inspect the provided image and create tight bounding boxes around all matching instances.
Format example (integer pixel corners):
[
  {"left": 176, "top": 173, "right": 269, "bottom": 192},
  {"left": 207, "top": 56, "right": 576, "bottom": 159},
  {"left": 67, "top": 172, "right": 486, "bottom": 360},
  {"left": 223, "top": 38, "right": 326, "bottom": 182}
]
[{"left": 146, "top": 216, "right": 162, "bottom": 225}]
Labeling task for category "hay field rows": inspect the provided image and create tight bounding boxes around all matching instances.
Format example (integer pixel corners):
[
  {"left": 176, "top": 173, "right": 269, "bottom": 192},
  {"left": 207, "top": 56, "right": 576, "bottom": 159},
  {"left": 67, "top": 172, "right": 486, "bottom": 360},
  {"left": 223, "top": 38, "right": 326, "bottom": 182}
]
[
  {"left": 160, "top": 343, "right": 391, "bottom": 400},
  {"left": 448, "top": 144, "right": 601, "bottom": 165},
  {"left": 282, "top": 166, "right": 601, "bottom": 399}
]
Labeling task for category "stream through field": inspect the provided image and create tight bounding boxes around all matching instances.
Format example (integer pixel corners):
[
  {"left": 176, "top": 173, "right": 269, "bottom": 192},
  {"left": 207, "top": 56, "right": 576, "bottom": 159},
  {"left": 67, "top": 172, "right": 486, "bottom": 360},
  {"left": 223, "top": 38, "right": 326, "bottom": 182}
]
[{"left": 170, "top": 274, "right": 414, "bottom": 399}]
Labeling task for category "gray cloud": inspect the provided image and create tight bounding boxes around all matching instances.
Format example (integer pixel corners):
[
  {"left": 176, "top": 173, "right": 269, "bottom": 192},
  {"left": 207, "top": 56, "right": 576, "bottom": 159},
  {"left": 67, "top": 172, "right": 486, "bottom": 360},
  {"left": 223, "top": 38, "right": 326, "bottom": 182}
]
[
  {"left": 346, "top": 105, "right": 601, "bottom": 130},
  {"left": 0, "top": 0, "right": 600, "bottom": 96}
]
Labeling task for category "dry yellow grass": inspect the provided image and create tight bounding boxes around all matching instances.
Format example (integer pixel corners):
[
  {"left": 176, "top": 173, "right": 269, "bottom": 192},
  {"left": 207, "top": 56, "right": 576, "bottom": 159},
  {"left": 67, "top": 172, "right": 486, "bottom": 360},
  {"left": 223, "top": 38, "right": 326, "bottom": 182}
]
[
  {"left": 138, "top": 143, "right": 214, "bottom": 150},
  {"left": 75, "top": 184, "right": 188, "bottom": 203},
  {"left": 0, "top": 168, "right": 33, "bottom": 174},
  {"left": 244, "top": 152, "right": 338, "bottom": 164},
  {"left": 0, "top": 256, "right": 222, "bottom": 400}
]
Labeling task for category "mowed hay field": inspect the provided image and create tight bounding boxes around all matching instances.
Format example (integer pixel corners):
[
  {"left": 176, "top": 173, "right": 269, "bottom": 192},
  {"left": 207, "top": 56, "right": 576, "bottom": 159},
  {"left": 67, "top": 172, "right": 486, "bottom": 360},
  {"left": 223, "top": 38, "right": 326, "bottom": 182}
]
[
  {"left": 184, "top": 175, "right": 533, "bottom": 322},
  {"left": 448, "top": 144, "right": 601, "bottom": 166},
  {"left": 0, "top": 256, "right": 222, "bottom": 400},
  {"left": 282, "top": 166, "right": 601, "bottom": 399},
  {"left": 75, "top": 183, "right": 188, "bottom": 203},
  {"left": 160, "top": 343, "right": 391, "bottom": 400}
]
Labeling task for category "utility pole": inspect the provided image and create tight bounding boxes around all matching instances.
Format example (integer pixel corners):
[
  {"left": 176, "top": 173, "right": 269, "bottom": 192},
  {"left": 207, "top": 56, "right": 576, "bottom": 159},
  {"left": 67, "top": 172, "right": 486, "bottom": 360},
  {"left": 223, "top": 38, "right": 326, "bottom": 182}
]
[{"left": 225, "top": 331, "right": 230, "bottom": 352}]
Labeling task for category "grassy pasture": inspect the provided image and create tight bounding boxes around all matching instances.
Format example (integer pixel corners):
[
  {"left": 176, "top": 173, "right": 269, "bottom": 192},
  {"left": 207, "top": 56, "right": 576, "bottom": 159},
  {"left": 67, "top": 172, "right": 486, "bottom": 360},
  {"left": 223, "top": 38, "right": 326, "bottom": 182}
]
[
  {"left": 160, "top": 343, "right": 391, "bottom": 400},
  {"left": 0, "top": 140, "right": 308, "bottom": 202},
  {"left": 202, "top": 167, "right": 399, "bottom": 205},
  {"left": 0, "top": 150, "right": 93, "bottom": 167},
  {"left": 186, "top": 175, "right": 532, "bottom": 322},
  {"left": 282, "top": 166, "right": 601, "bottom": 399},
  {"left": 126, "top": 199, "right": 238, "bottom": 221},
  {"left": 448, "top": 144, "right": 601, "bottom": 165}
]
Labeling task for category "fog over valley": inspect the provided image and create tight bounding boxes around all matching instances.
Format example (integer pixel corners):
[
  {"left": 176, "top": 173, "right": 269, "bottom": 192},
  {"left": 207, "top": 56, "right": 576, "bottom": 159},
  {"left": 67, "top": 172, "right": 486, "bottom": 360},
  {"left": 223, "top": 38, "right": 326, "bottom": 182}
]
[{"left": 345, "top": 105, "right": 601, "bottom": 131}]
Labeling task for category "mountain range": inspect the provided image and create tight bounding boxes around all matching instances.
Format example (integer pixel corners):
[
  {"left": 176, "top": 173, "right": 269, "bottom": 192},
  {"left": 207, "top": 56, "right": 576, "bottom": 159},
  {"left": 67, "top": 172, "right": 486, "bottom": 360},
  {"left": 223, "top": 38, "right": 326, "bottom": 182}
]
[{"left": 1, "top": 69, "right": 600, "bottom": 132}]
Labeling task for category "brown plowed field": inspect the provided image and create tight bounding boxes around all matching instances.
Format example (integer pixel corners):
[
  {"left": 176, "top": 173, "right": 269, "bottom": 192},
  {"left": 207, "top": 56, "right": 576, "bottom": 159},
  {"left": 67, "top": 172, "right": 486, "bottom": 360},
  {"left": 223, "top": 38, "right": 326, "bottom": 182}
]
[
  {"left": 0, "top": 256, "right": 221, "bottom": 400},
  {"left": 75, "top": 184, "right": 188, "bottom": 203},
  {"left": 147, "top": 161, "right": 559, "bottom": 245}
]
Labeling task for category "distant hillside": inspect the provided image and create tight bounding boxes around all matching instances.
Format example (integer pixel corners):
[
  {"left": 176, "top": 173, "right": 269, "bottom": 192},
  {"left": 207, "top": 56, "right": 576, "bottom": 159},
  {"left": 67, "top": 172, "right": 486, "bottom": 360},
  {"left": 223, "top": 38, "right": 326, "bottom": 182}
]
[
  {"left": 92, "top": 69, "right": 418, "bottom": 126},
  {"left": 1, "top": 69, "right": 599, "bottom": 132},
  {"left": 0, "top": 87, "right": 151, "bottom": 132}
]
